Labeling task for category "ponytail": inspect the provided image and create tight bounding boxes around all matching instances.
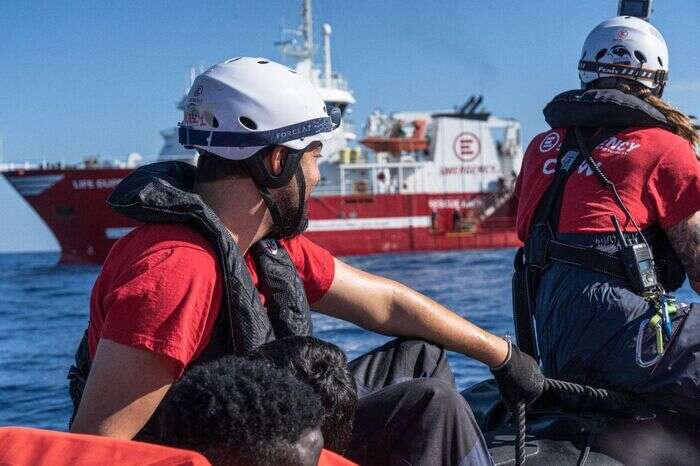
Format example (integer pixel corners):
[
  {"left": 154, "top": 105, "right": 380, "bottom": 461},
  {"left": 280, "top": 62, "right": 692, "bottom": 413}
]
[
  {"left": 588, "top": 79, "right": 699, "bottom": 148},
  {"left": 642, "top": 94, "right": 699, "bottom": 147}
]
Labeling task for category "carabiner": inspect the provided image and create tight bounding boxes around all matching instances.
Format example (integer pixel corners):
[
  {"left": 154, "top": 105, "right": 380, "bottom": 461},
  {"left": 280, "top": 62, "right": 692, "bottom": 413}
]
[{"left": 635, "top": 317, "right": 663, "bottom": 368}]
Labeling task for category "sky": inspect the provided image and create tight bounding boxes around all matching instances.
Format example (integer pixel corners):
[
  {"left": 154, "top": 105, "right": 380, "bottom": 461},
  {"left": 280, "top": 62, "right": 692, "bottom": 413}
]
[{"left": 1, "top": 0, "right": 699, "bottom": 252}]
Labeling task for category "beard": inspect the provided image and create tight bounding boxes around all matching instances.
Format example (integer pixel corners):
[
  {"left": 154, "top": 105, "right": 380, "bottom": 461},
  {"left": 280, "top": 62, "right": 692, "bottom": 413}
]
[{"left": 270, "top": 177, "right": 309, "bottom": 239}]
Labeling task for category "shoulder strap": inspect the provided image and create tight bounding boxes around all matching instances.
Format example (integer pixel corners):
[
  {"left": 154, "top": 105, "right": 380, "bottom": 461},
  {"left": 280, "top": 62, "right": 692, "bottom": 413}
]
[
  {"left": 250, "top": 239, "right": 313, "bottom": 339},
  {"left": 530, "top": 127, "right": 622, "bottom": 235},
  {"left": 529, "top": 130, "right": 585, "bottom": 234}
]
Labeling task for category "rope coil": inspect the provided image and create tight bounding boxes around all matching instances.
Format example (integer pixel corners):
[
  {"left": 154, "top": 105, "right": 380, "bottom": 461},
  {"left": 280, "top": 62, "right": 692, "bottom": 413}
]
[{"left": 515, "top": 401, "right": 526, "bottom": 466}]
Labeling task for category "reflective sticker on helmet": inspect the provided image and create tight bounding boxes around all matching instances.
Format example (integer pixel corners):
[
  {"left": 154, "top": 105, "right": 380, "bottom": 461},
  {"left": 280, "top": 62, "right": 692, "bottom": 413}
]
[
  {"left": 183, "top": 105, "right": 202, "bottom": 126},
  {"left": 202, "top": 111, "right": 216, "bottom": 127},
  {"left": 615, "top": 29, "right": 630, "bottom": 41}
]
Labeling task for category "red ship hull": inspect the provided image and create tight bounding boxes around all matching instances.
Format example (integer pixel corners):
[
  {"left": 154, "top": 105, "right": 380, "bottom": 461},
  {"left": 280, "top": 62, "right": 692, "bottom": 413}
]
[{"left": 3, "top": 167, "right": 520, "bottom": 264}]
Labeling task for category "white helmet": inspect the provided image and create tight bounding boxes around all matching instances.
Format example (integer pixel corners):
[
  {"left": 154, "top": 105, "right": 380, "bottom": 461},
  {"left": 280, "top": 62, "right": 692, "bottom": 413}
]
[
  {"left": 178, "top": 56, "right": 340, "bottom": 161},
  {"left": 579, "top": 16, "right": 669, "bottom": 95}
]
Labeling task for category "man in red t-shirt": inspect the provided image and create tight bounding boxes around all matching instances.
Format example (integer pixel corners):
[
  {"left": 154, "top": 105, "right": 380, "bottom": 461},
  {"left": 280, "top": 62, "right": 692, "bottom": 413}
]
[
  {"left": 514, "top": 16, "right": 700, "bottom": 416},
  {"left": 70, "top": 57, "right": 543, "bottom": 464}
]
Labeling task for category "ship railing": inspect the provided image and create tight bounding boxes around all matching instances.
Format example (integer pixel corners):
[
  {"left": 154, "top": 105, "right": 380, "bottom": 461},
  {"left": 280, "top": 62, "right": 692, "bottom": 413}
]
[
  {"left": 338, "top": 161, "right": 429, "bottom": 196},
  {"left": 476, "top": 189, "right": 511, "bottom": 220},
  {"left": 0, "top": 159, "right": 68, "bottom": 171},
  {"left": 330, "top": 73, "right": 350, "bottom": 91},
  {"left": 313, "top": 184, "right": 342, "bottom": 196},
  {"left": 0, "top": 161, "right": 39, "bottom": 171}
]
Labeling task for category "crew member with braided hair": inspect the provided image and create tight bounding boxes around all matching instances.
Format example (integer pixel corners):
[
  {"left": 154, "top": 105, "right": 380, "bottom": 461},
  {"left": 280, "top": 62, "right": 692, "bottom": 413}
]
[{"left": 514, "top": 16, "right": 700, "bottom": 416}]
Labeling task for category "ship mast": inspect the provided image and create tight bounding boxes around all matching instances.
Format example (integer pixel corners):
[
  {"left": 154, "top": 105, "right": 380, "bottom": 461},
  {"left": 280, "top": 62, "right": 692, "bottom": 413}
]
[
  {"left": 279, "top": 0, "right": 316, "bottom": 78},
  {"left": 322, "top": 23, "right": 333, "bottom": 88}
]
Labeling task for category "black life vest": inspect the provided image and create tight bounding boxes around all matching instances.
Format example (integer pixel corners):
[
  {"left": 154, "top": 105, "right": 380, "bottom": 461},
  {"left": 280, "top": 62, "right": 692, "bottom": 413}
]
[
  {"left": 512, "top": 89, "right": 687, "bottom": 359},
  {"left": 68, "top": 161, "right": 313, "bottom": 427}
]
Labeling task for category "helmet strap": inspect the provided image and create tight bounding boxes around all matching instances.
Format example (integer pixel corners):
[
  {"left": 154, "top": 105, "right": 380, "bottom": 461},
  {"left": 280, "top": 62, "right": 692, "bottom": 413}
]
[
  {"left": 244, "top": 147, "right": 304, "bottom": 189},
  {"left": 246, "top": 147, "right": 308, "bottom": 239},
  {"left": 579, "top": 60, "right": 667, "bottom": 93}
]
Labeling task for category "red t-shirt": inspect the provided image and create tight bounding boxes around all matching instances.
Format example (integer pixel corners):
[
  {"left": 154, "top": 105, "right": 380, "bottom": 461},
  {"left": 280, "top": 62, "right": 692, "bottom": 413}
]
[
  {"left": 87, "top": 224, "right": 335, "bottom": 375},
  {"left": 515, "top": 127, "right": 700, "bottom": 241}
]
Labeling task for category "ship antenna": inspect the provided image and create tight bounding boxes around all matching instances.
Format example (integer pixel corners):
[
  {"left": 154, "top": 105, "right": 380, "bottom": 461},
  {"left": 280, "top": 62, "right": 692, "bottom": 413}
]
[
  {"left": 302, "top": 0, "right": 313, "bottom": 54},
  {"left": 278, "top": 0, "right": 315, "bottom": 62},
  {"left": 322, "top": 23, "right": 333, "bottom": 88}
]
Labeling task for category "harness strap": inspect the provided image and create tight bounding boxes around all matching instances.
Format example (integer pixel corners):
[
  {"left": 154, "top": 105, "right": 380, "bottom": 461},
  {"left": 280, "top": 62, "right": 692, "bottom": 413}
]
[{"left": 548, "top": 240, "right": 627, "bottom": 279}]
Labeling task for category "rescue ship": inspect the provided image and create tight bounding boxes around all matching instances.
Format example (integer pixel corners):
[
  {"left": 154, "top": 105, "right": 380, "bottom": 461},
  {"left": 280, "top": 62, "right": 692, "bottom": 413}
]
[{"left": 1, "top": 0, "right": 522, "bottom": 264}]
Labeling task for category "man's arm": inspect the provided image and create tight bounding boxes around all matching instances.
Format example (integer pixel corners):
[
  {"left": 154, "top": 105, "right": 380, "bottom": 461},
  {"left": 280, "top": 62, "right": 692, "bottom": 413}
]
[
  {"left": 314, "top": 258, "right": 509, "bottom": 368},
  {"left": 666, "top": 211, "right": 700, "bottom": 294},
  {"left": 70, "top": 339, "right": 178, "bottom": 439}
]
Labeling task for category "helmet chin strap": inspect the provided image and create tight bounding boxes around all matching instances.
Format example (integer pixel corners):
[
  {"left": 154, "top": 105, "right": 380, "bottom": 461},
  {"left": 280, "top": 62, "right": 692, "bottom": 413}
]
[{"left": 255, "top": 163, "right": 308, "bottom": 239}]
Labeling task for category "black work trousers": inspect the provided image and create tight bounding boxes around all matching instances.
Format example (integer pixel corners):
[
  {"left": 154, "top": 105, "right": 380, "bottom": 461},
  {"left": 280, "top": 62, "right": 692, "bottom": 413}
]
[{"left": 345, "top": 338, "right": 492, "bottom": 466}]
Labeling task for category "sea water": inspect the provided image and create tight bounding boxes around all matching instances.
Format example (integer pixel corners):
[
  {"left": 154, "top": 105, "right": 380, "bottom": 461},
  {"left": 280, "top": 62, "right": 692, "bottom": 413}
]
[{"left": 0, "top": 249, "right": 695, "bottom": 431}]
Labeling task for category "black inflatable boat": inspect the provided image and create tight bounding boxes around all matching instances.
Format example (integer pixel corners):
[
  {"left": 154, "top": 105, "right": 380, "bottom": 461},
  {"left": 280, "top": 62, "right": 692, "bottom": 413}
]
[{"left": 461, "top": 380, "right": 700, "bottom": 466}]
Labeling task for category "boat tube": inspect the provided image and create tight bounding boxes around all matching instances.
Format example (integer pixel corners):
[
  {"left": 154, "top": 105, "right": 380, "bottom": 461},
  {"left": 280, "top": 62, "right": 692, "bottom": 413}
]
[{"left": 461, "top": 379, "right": 700, "bottom": 465}]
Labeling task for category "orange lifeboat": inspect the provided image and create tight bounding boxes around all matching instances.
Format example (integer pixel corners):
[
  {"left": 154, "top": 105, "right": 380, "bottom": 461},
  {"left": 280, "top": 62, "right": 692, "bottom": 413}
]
[{"left": 360, "top": 119, "right": 428, "bottom": 154}]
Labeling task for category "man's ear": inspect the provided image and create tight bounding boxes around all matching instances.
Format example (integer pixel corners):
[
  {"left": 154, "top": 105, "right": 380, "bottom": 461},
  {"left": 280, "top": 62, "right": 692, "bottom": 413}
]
[{"left": 267, "top": 146, "right": 289, "bottom": 176}]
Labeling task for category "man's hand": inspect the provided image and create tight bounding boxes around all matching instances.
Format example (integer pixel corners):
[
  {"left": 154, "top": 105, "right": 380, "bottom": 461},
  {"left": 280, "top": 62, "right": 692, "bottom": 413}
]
[{"left": 490, "top": 341, "right": 544, "bottom": 410}]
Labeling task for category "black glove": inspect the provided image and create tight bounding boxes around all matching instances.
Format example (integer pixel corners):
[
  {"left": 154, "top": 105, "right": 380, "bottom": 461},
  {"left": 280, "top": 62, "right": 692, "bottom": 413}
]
[{"left": 490, "top": 340, "right": 544, "bottom": 411}]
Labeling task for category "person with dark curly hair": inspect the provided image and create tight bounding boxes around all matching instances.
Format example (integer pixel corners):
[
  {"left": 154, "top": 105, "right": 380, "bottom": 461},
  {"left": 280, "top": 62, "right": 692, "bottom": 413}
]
[
  {"left": 250, "top": 336, "right": 357, "bottom": 455},
  {"left": 250, "top": 336, "right": 493, "bottom": 466},
  {"left": 157, "top": 356, "right": 324, "bottom": 466}
]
